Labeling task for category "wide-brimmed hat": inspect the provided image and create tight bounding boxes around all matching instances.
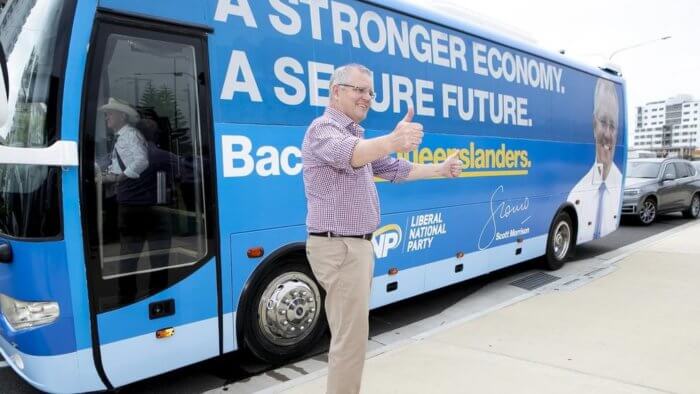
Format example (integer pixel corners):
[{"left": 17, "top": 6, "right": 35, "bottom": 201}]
[{"left": 99, "top": 97, "right": 140, "bottom": 123}]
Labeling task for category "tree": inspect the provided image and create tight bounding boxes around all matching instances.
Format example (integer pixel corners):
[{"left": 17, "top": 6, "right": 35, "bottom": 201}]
[{"left": 138, "top": 82, "right": 187, "bottom": 130}]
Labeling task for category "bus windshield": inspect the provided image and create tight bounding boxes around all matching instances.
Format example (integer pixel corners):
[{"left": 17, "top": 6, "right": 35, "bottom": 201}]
[
  {"left": 626, "top": 161, "right": 661, "bottom": 179},
  {"left": 0, "top": 0, "right": 68, "bottom": 238}
]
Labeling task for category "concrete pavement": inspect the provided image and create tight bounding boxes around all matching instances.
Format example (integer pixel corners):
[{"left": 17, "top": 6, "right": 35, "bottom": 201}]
[{"left": 266, "top": 221, "right": 700, "bottom": 394}]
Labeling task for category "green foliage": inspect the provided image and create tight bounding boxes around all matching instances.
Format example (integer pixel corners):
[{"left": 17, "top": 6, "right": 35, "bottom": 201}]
[{"left": 139, "top": 82, "right": 187, "bottom": 130}]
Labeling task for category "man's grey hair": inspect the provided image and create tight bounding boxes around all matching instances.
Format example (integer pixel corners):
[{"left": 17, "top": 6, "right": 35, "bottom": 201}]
[
  {"left": 593, "top": 78, "right": 619, "bottom": 120},
  {"left": 330, "top": 63, "right": 372, "bottom": 88}
]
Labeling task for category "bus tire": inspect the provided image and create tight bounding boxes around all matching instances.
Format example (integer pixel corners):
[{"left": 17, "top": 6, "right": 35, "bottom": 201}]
[
  {"left": 240, "top": 258, "right": 327, "bottom": 364},
  {"left": 543, "top": 211, "right": 574, "bottom": 270}
]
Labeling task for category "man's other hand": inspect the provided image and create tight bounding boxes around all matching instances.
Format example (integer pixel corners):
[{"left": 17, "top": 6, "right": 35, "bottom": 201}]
[{"left": 440, "top": 152, "right": 463, "bottom": 178}]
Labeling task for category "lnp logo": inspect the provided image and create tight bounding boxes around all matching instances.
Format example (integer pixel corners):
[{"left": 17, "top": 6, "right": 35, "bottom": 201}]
[{"left": 372, "top": 224, "right": 402, "bottom": 259}]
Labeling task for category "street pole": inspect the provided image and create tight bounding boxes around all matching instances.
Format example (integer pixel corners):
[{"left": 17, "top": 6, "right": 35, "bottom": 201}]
[{"left": 609, "top": 36, "right": 671, "bottom": 61}]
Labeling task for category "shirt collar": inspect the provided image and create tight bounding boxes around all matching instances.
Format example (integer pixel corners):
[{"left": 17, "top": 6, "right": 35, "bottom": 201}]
[
  {"left": 115, "top": 124, "right": 130, "bottom": 137},
  {"left": 324, "top": 107, "right": 364, "bottom": 135}
]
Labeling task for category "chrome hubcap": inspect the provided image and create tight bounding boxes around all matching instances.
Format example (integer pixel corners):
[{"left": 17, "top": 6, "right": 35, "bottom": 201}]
[
  {"left": 640, "top": 200, "right": 656, "bottom": 224},
  {"left": 553, "top": 221, "right": 571, "bottom": 260},
  {"left": 692, "top": 196, "right": 700, "bottom": 217},
  {"left": 258, "top": 271, "right": 321, "bottom": 347}
]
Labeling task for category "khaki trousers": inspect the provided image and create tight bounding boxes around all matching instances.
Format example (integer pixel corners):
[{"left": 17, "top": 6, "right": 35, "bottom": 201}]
[{"left": 306, "top": 235, "right": 375, "bottom": 394}]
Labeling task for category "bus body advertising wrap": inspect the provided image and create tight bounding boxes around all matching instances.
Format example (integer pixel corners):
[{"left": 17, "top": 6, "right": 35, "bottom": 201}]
[{"left": 0, "top": 0, "right": 626, "bottom": 392}]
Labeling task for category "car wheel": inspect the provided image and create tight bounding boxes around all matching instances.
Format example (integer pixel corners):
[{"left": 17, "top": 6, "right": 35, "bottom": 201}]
[
  {"left": 682, "top": 193, "right": 700, "bottom": 219},
  {"left": 240, "top": 259, "right": 327, "bottom": 364},
  {"left": 542, "top": 211, "right": 574, "bottom": 271},
  {"left": 638, "top": 198, "right": 657, "bottom": 225}
]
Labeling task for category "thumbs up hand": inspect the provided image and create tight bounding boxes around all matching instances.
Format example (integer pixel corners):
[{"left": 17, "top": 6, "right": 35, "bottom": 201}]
[
  {"left": 389, "top": 107, "right": 423, "bottom": 153},
  {"left": 440, "top": 152, "right": 463, "bottom": 178}
]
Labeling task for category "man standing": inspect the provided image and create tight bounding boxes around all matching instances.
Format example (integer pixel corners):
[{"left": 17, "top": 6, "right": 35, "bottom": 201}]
[
  {"left": 302, "top": 63, "right": 463, "bottom": 394},
  {"left": 567, "top": 78, "right": 623, "bottom": 242},
  {"left": 100, "top": 97, "right": 148, "bottom": 186}
]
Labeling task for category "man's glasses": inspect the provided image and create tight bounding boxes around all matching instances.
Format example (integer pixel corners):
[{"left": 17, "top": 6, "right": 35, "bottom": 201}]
[{"left": 337, "top": 83, "right": 376, "bottom": 99}]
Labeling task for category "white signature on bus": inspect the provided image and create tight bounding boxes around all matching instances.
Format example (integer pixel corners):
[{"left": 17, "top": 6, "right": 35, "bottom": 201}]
[{"left": 478, "top": 185, "right": 531, "bottom": 250}]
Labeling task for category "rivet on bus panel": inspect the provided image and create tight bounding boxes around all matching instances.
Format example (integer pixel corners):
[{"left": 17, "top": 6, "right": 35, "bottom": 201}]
[
  {"left": 456, "top": 251, "right": 465, "bottom": 259},
  {"left": 156, "top": 327, "right": 175, "bottom": 339},
  {"left": 247, "top": 247, "right": 265, "bottom": 258},
  {"left": 388, "top": 268, "right": 399, "bottom": 276}
]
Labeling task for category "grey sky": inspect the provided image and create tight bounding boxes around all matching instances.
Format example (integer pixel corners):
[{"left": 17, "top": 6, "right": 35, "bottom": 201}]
[{"left": 406, "top": 0, "right": 698, "bottom": 133}]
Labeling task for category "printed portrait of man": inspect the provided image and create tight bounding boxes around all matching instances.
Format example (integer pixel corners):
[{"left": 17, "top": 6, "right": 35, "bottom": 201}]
[{"left": 567, "top": 78, "right": 623, "bottom": 242}]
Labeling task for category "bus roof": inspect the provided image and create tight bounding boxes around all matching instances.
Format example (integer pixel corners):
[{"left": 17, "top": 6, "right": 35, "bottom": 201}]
[{"left": 369, "top": 0, "right": 625, "bottom": 84}]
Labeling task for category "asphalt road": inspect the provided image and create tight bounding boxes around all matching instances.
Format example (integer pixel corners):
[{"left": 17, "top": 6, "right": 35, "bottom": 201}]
[{"left": 0, "top": 214, "right": 694, "bottom": 394}]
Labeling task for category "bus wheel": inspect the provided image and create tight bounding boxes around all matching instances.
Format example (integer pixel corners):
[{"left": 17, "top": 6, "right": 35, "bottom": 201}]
[
  {"left": 242, "top": 260, "right": 327, "bottom": 364},
  {"left": 543, "top": 211, "right": 574, "bottom": 270}
]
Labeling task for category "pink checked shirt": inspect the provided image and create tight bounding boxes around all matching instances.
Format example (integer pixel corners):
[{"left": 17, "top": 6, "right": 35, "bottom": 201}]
[{"left": 302, "top": 107, "right": 412, "bottom": 236}]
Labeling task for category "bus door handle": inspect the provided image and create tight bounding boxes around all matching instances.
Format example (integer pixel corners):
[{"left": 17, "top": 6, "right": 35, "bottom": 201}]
[{"left": 0, "top": 240, "right": 12, "bottom": 263}]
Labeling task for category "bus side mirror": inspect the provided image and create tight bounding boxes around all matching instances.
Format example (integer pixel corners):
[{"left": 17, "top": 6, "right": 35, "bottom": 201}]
[{"left": 0, "top": 44, "right": 9, "bottom": 128}]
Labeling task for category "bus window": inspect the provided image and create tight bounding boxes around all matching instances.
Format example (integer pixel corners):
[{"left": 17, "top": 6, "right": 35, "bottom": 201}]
[
  {"left": 0, "top": 0, "right": 66, "bottom": 238},
  {"left": 87, "top": 33, "right": 208, "bottom": 309}
]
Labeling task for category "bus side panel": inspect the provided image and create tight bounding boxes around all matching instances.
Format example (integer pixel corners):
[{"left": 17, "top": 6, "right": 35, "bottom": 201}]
[
  {"left": 216, "top": 123, "right": 596, "bottom": 235},
  {"left": 215, "top": 123, "right": 307, "bottom": 236},
  {"left": 372, "top": 234, "right": 549, "bottom": 309},
  {"left": 228, "top": 226, "right": 308, "bottom": 317},
  {"left": 204, "top": 0, "right": 626, "bottom": 241},
  {"left": 96, "top": 259, "right": 219, "bottom": 387}
]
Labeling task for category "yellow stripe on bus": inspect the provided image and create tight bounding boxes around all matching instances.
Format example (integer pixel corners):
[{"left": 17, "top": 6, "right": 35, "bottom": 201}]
[{"left": 374, "top": 170, "right": 528, "bottom": 182}]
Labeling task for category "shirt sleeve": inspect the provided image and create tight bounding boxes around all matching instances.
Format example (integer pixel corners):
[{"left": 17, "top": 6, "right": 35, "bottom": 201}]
[
  {"left": 307, "top": 121, "right": 360, "bottom": 172},
  {"left": 372, "top": 156, "right": 412, "bottom": 183}
]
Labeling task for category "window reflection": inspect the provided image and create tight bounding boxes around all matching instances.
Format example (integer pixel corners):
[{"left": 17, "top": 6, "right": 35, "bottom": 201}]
[
  {"left": 0, "top": 0, "right": 65, "bottom": 238},
  {"left": 90, "top": 34, "right": 207, "bottom": 307}
]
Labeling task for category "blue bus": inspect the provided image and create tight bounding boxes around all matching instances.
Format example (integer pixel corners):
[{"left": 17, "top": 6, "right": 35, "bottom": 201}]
[{"left": 0, "top": 0, "right": 626, "bottom": 392}]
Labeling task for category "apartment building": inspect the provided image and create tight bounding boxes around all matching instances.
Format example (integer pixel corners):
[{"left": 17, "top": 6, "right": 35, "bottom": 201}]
[{"left": 633, "top": 95, "right": 700, "bottom": 157}]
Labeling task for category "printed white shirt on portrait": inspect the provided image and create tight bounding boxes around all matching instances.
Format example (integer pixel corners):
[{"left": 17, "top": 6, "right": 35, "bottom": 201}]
[{"left": 566, "top": 163, "right": 623, "bottom": 243}]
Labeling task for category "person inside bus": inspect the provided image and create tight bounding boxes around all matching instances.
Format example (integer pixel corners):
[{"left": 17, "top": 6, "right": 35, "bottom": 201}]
[
  {"left": 98, "top": 98, "right": 169, "bottom": 298},
  {"left": 99, "top": 97, "right": 148, "bottom": 187},
  {"left": 567, "top": 78, "right": 623, "bottom": 241},
  {"left": 302, "top": 63, "right": 463, "bottom": 394}
]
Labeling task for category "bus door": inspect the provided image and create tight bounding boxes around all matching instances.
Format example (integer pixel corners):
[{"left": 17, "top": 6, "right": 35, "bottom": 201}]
[{"left": 79, "top": 11, "right": 220, "bottom": 388}]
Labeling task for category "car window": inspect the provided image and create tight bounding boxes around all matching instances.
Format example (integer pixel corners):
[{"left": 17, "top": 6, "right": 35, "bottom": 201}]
[
  {"left": 674, "top": 163, "right": 690, "bottom": 178},
  {"left": 687, "top": 163, "right": 697, "bottom": 177},
  {"left": 663, "top": 163, "right": 677, "bottom": 179},
  {"left": 626, "top": 161, "right": 661, "bottom": 178}
]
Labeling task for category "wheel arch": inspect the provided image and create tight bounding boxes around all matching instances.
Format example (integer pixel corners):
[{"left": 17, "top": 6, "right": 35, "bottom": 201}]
[
  {"left": 643, "top": 193, "right": 658, "bottom": 205},
  {"left": 235, "top": 242, "right": 309, "bottom": 347},
  {"left": 552, "top": 202, "right": 579, "bottom": 246}
]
